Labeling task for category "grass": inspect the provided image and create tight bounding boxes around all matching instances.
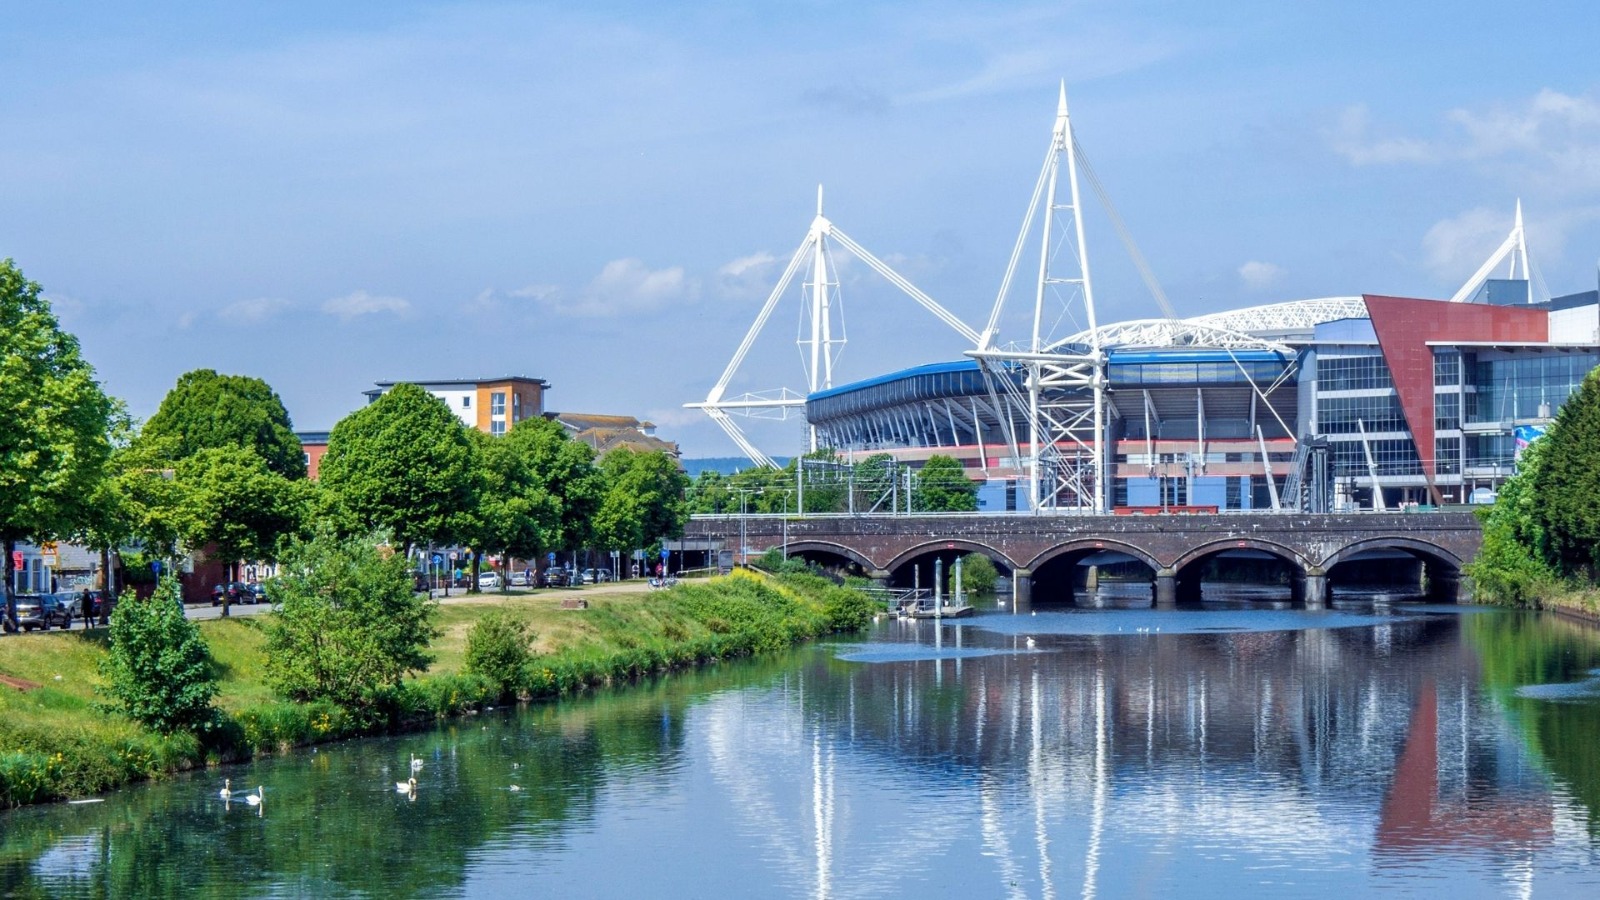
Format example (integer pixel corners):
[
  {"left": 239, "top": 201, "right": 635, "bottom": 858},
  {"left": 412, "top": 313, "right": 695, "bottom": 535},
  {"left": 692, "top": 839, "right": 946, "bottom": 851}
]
[{"left": 1, "top": 573, "right": 871, "bottom": 808}]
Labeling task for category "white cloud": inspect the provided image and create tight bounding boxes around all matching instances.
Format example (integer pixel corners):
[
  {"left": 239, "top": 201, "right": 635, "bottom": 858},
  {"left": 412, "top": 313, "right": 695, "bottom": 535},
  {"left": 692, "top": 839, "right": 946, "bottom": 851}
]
[
  {"left": 1421, "top": 207, "right": 1508, "bottom": 282},
  {"left": 715, "top": 251, "right": 778, "bottom": 300},
  {"left": 1237, "top": 261, "right": 1284, "bottom": 290},
  {"left": 321, "top": 289, "right": 411, "bottom": 321},
  {"left": 529, "top": 259, "right": 693, "bottom": 317},
  {"left": 1328, "top": 104, "right": 1438, "bottom": 166},
  {"left": 218, "top": 296, "right": 293, "bottom": 323},
  {"left": 1330, "top": 91, "right": 1600, "bottom": 187}
]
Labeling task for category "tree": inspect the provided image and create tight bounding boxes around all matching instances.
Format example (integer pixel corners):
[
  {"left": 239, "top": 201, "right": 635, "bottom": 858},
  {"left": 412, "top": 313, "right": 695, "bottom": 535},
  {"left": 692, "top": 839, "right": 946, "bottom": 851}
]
[
  {"left": 594, "top": 449, "right": 691, "bottom": 555},
  {"left": 178, "top": 446, "right": 308, "bottom": 614},
  {"left": 263, "top": 529, "right": 438, "bottom": 717},
  {"left": 318, "top": 383, "right": 479, "bottom": 554},
  {"left": 914, "top": 455, "right": 978, "bottom": 512},
  {"left": 1, "top": 259, "right": 117, "bottom": 627},
  {"left": 516, "top": 417, "right": 603, "bottom": 552},
  {"left": 687, "top": 469, "right": 734, "bottom": 514},
  {"left": 464, "top": 429, "right": 560, "bottom": 592},
  {"left": 851, "top": 453, "right": 897, "bottom": 513},
  {"left": 140, "top": 369, "right": 306, "bottom": 479},
  {"left": 99, "top": 576, "right": 219, "bottom": 734},
  {"left": 464, "top": 610, "right": 534, "bottom": 698},
  {"left": 1532, "top": 367, "right": 1600, "bottom": 578},
  {"left": 959, "top": 553, "right": 999, "bottom": 594}
]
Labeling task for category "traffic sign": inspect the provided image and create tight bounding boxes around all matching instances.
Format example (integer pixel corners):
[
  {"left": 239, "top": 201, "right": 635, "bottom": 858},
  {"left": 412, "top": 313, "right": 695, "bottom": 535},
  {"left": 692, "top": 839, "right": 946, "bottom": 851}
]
[
  {"left": 448, "top": 552, "right": 457, "bottom": 561},
  {"left": 40, "top": 541, "right": 58, "bottom": 566},
  {"left": 432, "top": 554, "right": 444, "bottom": 566},
  {"left": 659, "top": 548, "right": 669, "bottom": 560},
  {"left": 151, "top": 559, "right": 163, "bottom": 575},
  {"left": 547, "top": 552, "right": 556, "bottom": 563}
]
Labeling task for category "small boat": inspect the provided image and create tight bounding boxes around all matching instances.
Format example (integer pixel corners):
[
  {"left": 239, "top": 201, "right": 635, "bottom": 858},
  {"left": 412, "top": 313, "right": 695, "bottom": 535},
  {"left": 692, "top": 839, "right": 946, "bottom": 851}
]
[{"left": 903, "top": 603, "right": 975, "bottom": 619}]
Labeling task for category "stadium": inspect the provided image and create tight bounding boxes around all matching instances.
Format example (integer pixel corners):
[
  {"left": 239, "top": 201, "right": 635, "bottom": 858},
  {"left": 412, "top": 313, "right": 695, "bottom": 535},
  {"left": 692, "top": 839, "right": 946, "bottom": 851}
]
[{"left": 694, "top": 87, "right": 1600, "bottom": 516}]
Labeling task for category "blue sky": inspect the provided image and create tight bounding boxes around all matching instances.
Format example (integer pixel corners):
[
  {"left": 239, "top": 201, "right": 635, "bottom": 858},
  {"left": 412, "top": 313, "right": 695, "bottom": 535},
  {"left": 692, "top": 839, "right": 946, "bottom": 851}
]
[{"left": 4, "top": 1, "right": 1599, "bottom": 457}]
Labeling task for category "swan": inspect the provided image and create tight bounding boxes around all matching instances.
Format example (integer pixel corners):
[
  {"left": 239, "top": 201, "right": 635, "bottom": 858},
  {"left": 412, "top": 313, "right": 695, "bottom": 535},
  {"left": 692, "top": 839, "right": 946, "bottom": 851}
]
[
  {"left": 395, "top": 776, "right": 417, "bottom": 794},
  {"left": 409, "top": 754, "right": 424, "bottom": 772},
  {"left": 245, "top": 787, "right": 264, "bottom": 807},
  {"left": 1025, "top": 637, "right": 1036, "bottom": 649},
  {"left": 219, "top": 779, "right": 233, "bottom": 800},
  {"left": 508, "top": 785, "right": 522, "bottom": 792}
]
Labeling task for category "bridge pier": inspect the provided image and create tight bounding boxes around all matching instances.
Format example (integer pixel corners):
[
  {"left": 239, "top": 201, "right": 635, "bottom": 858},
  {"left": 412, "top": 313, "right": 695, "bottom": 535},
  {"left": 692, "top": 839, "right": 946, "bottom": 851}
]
[
  {"left": 1428, "top": 570, "right": 1469, "bottom": 603},
  {"left": 870, "top": 569, "right": 892, "bottom": 590},
  {"left": 1295, "top": 568, "right": 1328, "bottom": 609},
  {"left": 1012, "top": 568, "right": 1032, "bottom": 606},
  {"left": 1154, "top": 569, "right": 1177, "bottom": 608}
]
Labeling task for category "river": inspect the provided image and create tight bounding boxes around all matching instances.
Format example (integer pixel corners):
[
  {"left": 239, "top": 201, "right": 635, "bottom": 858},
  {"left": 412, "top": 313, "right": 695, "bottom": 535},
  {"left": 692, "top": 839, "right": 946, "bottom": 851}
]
[{"left": 4, "top": 594, "right": 1600, "bottom": 898}]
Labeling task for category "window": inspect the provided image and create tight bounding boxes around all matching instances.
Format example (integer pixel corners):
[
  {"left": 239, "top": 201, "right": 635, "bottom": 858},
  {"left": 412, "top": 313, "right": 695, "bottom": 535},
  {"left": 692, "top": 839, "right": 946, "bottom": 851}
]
[
  {"left": 1317, "top": 355, "right": 1393, "bottom": 392},
  {"left": 1433, "top": 352, "right": 1460, "bottom": 387},
  {"left": 1317, "top": 394, "right": 1408, "bottom": 434},
  {"left": 491, "top": 392, "right": 506, "bottom": 417},
  {"left": 1225, "top": 476, "right": 1242, "bottom": 509},
  {"left": 490, "top": 420, "right": 506, "bottom": 436},
  {"left": 1434, "top": 436, "right": 1461, "bottom": 475},
  {"left": 462, "top": 396, "right": 471, "bottom": 408},
  {"left": 1434, "top": 393, "right": 1459, "bottom": 432}
]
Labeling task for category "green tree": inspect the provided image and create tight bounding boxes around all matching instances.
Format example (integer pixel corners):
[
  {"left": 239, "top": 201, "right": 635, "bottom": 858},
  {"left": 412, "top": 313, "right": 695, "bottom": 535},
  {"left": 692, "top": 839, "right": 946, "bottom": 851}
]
[
  {"left": 465, "top": 429, "right": 560, "bottom": 592},
  {"left": 139, "top": 369, "right": 306, "bottom": 479},
  {"left": 1532, "top": 368, "right": 1600, "bottom": 578},
  {"left": 687, "top": 469, "right": 733, "bottom": 514},
  {"left": 794, "top": 449, "right": 847, "bottom": 514},
  {"left": 959, "top": 553, "right": 999, "bottom": 594},
  {"left": 914, "top": 455, "right": 977, "bottom": 512},
  {"left": 178, "top": 446, "right": 308, "bottom": 614},
  {"left": 517, "top": 417, "right": 603, "bottom": 552},
  {"left": 98, "top": 576, "right": 219, "bottom": 734},
  {"left": 263, "top": 529, "right": 439, "bottom": 717},
  {"left": 1, "top": 259, "right": 117, "bottom": 626},
  {"left": 464, "top": 610, "right": 534, "bottom": 698},
  {"left": 1468, "top": 436, "right": 1557, "bottom": 605},
  {"left": 319, "top": 383, "right": 479, "bottom": 554},
  {"left": 594, "top": 449, "right": 691, "bottom": 555}
]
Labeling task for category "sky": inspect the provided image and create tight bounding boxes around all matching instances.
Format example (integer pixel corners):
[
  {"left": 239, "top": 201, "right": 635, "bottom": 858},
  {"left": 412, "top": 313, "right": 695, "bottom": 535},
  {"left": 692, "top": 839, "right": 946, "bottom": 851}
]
[{"left": 4, "top": 1, "right": 1600, "bottom": 458}]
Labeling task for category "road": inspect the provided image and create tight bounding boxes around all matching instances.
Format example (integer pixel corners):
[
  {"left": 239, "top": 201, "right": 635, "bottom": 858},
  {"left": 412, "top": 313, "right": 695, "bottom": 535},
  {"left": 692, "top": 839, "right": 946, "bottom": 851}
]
[{"left": 179, "top": 579, "right": 657, "bottom": 620}]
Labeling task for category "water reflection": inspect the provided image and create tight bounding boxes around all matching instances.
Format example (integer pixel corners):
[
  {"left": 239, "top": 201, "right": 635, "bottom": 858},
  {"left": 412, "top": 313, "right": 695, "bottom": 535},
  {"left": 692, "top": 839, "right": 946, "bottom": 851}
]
[{"left": 3, "top": 610, "right": 1599, "bottom": 897}]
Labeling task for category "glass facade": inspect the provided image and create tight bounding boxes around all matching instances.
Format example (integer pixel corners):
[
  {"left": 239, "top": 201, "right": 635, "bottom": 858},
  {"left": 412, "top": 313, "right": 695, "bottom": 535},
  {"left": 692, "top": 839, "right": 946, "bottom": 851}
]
[
  {"left": 1318, "top": 356, "right": 1393, "bottom": 392},
  {"left": 1329, "top": 439, "right": 1423, "bottom": 477},
  {"left": 1318, "top": 394, "right": 1408, "bottom": 434},
  {"left": 1469, "top": 352, "right": 1599, "bottom": 423},
  {"left": 1433, "top": 351, "right": 1460, "bottom": 387},
  {"left": 1109, "top": 359, "right": 1288, "bottom": 386},
  {"left": 1434, "top": 436, "right": 1461, "bottom": 475},
  {"left": 1434, "top": 393, "right": 1459, "bottom": 431}
]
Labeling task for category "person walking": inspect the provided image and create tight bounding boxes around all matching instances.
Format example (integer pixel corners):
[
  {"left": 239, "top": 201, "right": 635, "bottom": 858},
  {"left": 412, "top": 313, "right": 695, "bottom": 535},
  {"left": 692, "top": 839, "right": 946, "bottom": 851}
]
[{"left": 79, "top": 587, "right": 93, "bottom": 630}]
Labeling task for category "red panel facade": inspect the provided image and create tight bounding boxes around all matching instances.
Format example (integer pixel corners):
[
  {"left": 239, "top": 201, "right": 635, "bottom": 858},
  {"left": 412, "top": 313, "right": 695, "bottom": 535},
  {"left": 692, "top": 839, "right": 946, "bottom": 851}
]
[{"left": 1363, "top": 294, "right": 1548, "bottom": 492}]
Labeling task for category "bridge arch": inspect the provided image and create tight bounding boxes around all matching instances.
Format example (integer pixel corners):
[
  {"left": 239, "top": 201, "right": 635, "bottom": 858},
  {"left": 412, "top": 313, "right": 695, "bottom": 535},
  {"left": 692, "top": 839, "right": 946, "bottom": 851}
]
[
  {"left": 1026, "top": 538, "right": 1163, "bottom": 607},
  {"left": 1168, "top": 538, "right": 1311, "bottom": 605},
  {"left": 1319, "top": 537, "right": 1466, "bottom": 602},
  {"left": 781, "top": 540, "right": 877, "bottom": 575},
  {"left": 882, "top": 539, "right": 1020, "bottom": 576},
  {"left": 1170, "top": 538, "right": 1313, "bottom": 576}
]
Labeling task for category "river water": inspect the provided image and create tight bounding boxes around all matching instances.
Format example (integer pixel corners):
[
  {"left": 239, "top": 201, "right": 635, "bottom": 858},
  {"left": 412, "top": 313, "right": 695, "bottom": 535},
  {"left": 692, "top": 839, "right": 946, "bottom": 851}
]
[{"left": 5, "top": 594, "right": 1600, "bottom": 898}]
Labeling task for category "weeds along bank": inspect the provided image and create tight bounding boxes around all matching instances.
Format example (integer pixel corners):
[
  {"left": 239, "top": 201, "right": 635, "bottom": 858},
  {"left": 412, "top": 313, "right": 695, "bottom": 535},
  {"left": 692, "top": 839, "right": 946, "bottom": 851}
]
[{"left": 0, "top": 571, "right": 877, "bottom": 809}]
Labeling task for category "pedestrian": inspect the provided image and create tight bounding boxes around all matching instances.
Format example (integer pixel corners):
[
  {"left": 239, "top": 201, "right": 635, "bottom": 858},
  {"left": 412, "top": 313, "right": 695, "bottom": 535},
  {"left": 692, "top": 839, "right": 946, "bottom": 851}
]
[{"left": 79, "top": 587, "right": 93, "bottom": 630}]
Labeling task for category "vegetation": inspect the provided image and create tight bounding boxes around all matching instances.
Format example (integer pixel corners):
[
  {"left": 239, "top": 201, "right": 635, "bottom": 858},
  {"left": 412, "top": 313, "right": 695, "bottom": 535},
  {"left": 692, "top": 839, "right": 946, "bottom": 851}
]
[
  {"left": 98, "top": 577, "right": 220, "bottom": 735},
  {"left": 1470, "top": 367, "right": 1600, "bottom": 614},
  {"left": 464, "top": 610, "right": 534, "bottom": 699},
  {"left": 263, "top": 530, "right": 439, "bottom": 720},
  {"left": 318, "top": 383, "right": 479, "bottom": 553},
  {"left": 914, "top": 454, "right": 978, "bottom": 512},
  {"left": 1, "top": 259, "right": 116, "bottom": 621},
  {"left": 137, "top": 368, "right": 306, "bottom": 479},
  {"left": 960, "top": 553, "right": 999, "bottom": 594},
  {"left": 0, "top": 571, "right": 875, "bottom": 808}
]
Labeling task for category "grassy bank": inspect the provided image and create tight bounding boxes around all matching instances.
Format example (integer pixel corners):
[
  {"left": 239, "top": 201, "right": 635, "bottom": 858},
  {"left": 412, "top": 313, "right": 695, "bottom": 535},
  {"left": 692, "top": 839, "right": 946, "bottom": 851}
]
[{"left": 0, "top": 571, "right": 874, "bottom": 808}]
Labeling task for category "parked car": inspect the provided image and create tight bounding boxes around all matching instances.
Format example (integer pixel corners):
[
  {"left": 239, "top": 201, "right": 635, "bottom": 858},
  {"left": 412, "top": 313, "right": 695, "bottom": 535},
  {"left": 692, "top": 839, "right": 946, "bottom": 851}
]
[
  {"left": 210, "top": 582, "right": 256, "bottom": 606},
  {"left": 13, "top": 594, "right": 72, "bottom": 631},
  {"left": 478, "top": 571, "right": 500, "bottom": 589},
  {"left": 510, "top": 570, "right": 531, "bottom": 587},
  {"left": 246, "top": 583, "right": 269, "bottom": 604},
  {"left": 580, "top": 568, "right": 597, "bottom": 584},
  {"left": 594, "top": 569, "right": 612, "bottom": 583},
  {"left": 543, "top": 568, "right": 568, "bottom": 588},
  {"left": 61, "top": 590, "right": 107, "bottom": 621}
]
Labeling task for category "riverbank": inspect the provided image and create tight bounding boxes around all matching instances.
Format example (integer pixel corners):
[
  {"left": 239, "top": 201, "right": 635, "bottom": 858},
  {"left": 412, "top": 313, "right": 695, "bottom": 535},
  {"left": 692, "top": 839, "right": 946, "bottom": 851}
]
[{"left": 0, "top": 571, "right": 874, "bottom": 809}]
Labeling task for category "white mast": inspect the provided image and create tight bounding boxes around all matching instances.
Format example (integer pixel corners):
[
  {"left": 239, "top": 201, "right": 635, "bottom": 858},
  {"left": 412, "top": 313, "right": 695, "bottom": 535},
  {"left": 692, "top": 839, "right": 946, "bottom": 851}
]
[{"left": 970, "top": 81, "right": 1106, "bottom": 512}]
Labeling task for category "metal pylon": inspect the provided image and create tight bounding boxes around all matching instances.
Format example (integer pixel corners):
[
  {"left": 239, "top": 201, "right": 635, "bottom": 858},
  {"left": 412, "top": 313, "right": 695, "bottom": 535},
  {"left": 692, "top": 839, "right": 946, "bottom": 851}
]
[
  {"left": 688, "top": 188, "right": 980, "bottom": 466},
  {"left": 970, "top": 82, "right": 1105, "bottom": 512}
]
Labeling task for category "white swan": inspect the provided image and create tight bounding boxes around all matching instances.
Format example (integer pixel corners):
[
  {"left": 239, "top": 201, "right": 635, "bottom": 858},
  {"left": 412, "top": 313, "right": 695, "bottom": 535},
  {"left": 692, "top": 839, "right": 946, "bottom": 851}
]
[
  {"left": 395, "top": 776, "right": 417, "bottom": 794},
  {"left": 409, "top": 754, "right": 424, "bottom": 772},
  {"left": 245, "top": 786, "right": 264, "bottom": 807},
  {"left": 1025, "top": 637, "right": 1036, "bottom": 649},
  {"left": 508, "top": 785, "right": 521, "bottom": 792},
  {"left": 219, "top": 778, "right": 233, "bottom": 800}
]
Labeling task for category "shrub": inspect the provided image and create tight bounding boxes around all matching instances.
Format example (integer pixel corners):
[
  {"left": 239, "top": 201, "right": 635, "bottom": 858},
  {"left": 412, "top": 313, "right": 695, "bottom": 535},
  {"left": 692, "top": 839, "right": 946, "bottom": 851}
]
[
  {"left": 959, "top": 554, "right": 999, "bottom": 595},
  {"left": 464, "top": 610, "right": 535, "bottom": 699},
  {"left": 263, "top": 529, "right": 439, "bottom": 722},
  {"left": 98, "top": 576, "right": 220, "bottom": 735}
]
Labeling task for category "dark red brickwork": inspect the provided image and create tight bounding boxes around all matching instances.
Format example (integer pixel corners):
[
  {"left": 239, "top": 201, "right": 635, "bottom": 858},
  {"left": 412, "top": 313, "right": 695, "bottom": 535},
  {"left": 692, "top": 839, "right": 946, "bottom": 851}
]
[{"left": 1363, "top": 295, "right": 1548, "bottom": 491}]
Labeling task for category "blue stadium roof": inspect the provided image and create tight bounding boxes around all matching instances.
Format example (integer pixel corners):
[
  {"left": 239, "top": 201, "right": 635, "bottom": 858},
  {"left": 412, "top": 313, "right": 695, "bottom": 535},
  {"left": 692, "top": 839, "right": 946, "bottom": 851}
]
[{"left": 808, "top": 359, "right": 984, "bottom": 402}]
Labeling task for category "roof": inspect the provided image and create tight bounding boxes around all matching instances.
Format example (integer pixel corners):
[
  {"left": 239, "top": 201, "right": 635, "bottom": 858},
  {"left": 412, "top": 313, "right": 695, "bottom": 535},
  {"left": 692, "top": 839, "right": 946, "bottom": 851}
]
[
  {"left": 808, "top": 359, "right": 983, "bottom": 402},
  {"left": 366, "top": 376, "right": 550, "bottom": 394}
]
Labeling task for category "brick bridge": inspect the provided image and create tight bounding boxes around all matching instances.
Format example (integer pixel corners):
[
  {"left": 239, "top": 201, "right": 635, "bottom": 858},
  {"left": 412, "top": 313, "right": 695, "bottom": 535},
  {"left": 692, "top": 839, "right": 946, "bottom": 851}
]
[{"left": 682, "top": 511, "right": 1483, "bottom": 607}]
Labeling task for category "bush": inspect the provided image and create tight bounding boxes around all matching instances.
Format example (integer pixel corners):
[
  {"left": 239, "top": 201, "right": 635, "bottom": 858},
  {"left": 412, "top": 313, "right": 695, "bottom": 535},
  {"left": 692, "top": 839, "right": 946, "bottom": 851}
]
[
  {"left": 98, "top": 577, "right": 220, "bottom": 735},
  {"left": 464, "top": 610, "right": 535, "bottom": 699},
  {"left": 820, "top": 584, "right": 878, "bottom": 632},
  {"left": 959, "top": 554, "right": 999, "bottom": 595},
  {"left": 263, "top": 529, "right": 439, "bottom": 722}
]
